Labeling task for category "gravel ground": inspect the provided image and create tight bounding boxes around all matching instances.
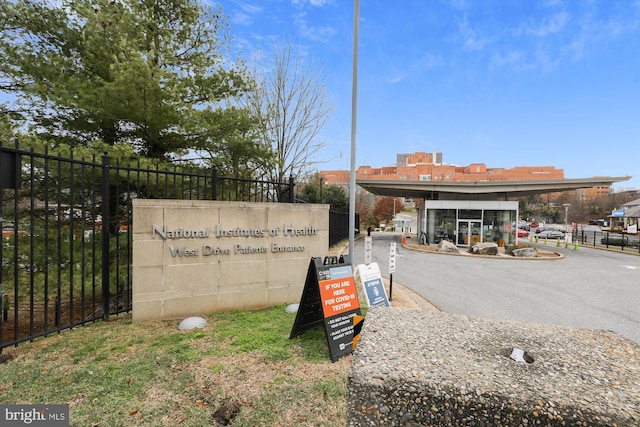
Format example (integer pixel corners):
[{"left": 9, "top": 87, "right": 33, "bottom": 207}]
[{"left": 347, "top": 307, "right": 640, "bottom": 426}]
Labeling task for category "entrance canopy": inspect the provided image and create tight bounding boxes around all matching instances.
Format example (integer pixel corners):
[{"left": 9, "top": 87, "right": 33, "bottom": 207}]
[{"left": 356, "top": 176, "right": 631, "bottom": 199}]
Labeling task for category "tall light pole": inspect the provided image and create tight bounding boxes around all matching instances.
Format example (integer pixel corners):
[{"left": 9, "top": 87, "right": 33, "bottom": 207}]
[
  {"left": 563, "top": 203, "right": 571, "bottom": 233},
  {"left": 348, "top": 0, "right": 359, "bottom": 266}
]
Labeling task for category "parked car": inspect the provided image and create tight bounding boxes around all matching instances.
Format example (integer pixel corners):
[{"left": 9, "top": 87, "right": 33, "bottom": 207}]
[
  {"left": 600, "top": 234, "right": 639, "bottom": 248},
  {"left": 517, "top": 229, "right": 529, "bottom": 238},
  {"left": 537, "top": 229, "right": 565, "bottom": 239},
  {"left": 601, "top": 236, "right": 630, "bottom": 246}
]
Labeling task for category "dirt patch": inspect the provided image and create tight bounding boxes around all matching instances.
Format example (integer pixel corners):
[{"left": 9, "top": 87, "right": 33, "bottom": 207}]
[{"left": 535, "top": 251, "right": 561, "bottom": 258}]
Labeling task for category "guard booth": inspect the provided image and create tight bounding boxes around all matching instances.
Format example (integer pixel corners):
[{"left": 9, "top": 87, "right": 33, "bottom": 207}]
[
  {"left": 420, "top": 200, "right": 519, "bottom": 247},
  {"left": 356, "top": 176, "right": 632, "bottom": 248}
]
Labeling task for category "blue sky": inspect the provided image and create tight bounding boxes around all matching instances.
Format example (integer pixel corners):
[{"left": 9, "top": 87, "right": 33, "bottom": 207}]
[{"left": 221, "top": 0, "right": 640, "bottom": 189}]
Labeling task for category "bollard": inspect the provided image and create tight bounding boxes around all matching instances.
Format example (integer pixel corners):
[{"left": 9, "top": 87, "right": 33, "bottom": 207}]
[
  {"left": 565, "top": 240, "right": 569, "bottom": 248},
  {"left": 544, "top": 238, "right": 547, "bottom": 245},
  {"left": 402, "top": 234, "right": 407, "bottom": 246},
  {"left": 556, "top": 239, "right": 561, "bottom": 247},
  {"left": 574, "top": 241, "right": 579, "bottom": 250}
]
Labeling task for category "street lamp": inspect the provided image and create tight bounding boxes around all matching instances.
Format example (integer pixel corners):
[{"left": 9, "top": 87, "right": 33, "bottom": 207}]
[{"left": 562, "top": 203, "right": 571, "bottom": 233}]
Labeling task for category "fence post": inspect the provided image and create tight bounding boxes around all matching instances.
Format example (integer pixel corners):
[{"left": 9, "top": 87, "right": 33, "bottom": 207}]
[
  {"left": 55, "top": 295, "right": 60, "bottom": 327},
  {"left": 211, "top": 166, "right": 217, "bottom": 200},
  {"left": 2, "top": 294, "right": 8, "bottom": 322},
  {"left": 101, "top": 153, "right": 111, "bottom": 320},
  {"left": 288, "top": 175, "right": 295, "bottom": 203}
]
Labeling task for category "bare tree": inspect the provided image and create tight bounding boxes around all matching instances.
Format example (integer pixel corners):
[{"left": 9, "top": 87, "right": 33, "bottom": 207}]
[{"left": 245, "top": 40, "right": 332, "bottom": 183}]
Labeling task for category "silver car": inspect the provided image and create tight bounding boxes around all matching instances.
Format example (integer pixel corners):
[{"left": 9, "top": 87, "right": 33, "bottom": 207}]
[{"left": 537, "top": 229, "right": 565, "bottom": 239}]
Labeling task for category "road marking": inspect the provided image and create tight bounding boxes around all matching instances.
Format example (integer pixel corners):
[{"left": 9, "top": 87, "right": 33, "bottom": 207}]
[{"left": 621, "top": 265, "right": 638, "bottom": 270}]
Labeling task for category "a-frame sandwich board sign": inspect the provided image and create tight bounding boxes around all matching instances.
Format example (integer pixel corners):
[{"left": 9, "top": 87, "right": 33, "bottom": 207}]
[
  {"left": 356, "top": 262, "right": 390, "bottom": 309},
  {"left": 289, "top": 255, "right": 362, "bottom": 362}
]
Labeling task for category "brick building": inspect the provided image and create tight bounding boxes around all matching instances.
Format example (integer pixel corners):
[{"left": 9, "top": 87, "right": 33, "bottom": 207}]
[{"left": 321, "top": 151, "right": 565, "bottom": 186}]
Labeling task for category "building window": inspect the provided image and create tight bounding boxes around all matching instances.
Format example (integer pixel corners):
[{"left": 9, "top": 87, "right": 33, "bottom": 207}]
[{"left": 426, "top": 209, "right": 456, "bottom": 244}]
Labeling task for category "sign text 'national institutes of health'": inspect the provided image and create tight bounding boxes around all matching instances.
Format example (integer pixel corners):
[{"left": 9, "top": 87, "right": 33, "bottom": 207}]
[{"left": 152, "top": 223, "right": 318, "bottom": 257}]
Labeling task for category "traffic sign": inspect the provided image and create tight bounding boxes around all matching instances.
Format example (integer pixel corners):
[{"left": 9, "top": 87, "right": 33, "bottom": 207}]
[
  {"left": 364, "top": 236, "right": 372, "bottom": 265},
  {"left": 389, "top": 242, "right": 396, "bottom": 274}
]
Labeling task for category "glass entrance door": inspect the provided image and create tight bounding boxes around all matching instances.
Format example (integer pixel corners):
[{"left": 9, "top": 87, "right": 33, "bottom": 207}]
[{"left": 457, "top": 220, "right": 482, "bottom": 246}]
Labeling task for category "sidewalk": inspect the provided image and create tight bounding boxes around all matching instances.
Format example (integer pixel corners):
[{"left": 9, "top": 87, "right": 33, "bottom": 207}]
[{"left": 382, "top": 276, "right": 440, "bottom": 312}]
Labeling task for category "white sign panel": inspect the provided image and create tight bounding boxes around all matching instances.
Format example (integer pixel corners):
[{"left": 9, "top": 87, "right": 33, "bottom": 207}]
[
  {"left": 356, "top": 262, "right": 390, "bottom": 308},
  {"left": 628, "top": 224, "right": 637, "bottom": 234},
  {"left": 389, "top": 242, "right": 396, "bottom": 274},
  {"left": 364, "top": 236, "right": 372, "bottom": 265}
]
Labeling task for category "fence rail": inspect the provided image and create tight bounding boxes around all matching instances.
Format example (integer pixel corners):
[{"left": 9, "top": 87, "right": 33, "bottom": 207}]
[
  {"left": 573, "top": 227, "right": 640, "bottom": 253},
  {"left": 0, "top": 140, "right": 295, "bottom": 350}
]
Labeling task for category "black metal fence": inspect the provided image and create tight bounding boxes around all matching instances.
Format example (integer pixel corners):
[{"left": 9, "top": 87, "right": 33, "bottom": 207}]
[
  {"left": 329, "top": 210, "right": 360, "bottom": 247},
  {"left": 573, "top": 226, "right": 640, "bottom": 254},
  {"left": 0, "top": 140, "right": 294, "bottom": 350}
]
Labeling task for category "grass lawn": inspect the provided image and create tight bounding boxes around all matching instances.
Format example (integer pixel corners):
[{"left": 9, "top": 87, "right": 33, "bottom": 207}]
[{"left": 0, "top": 305, "right": 353, "bottom": 426}]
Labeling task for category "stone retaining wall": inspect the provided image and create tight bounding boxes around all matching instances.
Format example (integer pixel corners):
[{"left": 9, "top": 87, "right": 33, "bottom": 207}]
[{"left": 346, "top": 308, "right": 639, "bottom": 426}]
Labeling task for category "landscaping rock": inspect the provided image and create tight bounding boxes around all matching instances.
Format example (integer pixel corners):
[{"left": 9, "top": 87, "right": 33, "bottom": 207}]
[
  {"left": 285, "top": 303, "right": 299, "bottom": 314},
  {"left": 437, "top": 240, "right": 459, "bottom": 254},
  {"left": 512, "top": 247, "right": 538, "bottom": 258},
  {"left": 178, "top": 316, "right": 207, "bottom": 330},
  {"left": 471, "top": 242, "right": 498, "bottom": 255}
]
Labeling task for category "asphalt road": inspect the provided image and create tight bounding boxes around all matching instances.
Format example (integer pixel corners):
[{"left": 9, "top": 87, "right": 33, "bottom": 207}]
[{"left": 352, "top": 232, "right": 640, "bottom": 344}]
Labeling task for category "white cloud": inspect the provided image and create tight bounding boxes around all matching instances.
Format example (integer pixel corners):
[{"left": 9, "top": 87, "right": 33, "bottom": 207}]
[
  {"left": 522, "top": 12, "right": 569, "bottom": 37},
  {"left": 448, "top": 0, "right": 469, "bottom": 11},
  {"left": 230, "top": 12, "right": 253, "bottom": 26},
  {"left": 228, "top": 2, "right": 263, "bottom": 26},
  {"left": 292, "top": 0, "right": 333, "bottom": 7},
  {"left": 389, "top": 72, "right": 408, "bottom": 84},
  {"left": 239, "top": 2, "right": 262, "bottom": 14},
  {"left": 293, "top": 11, "right": 337, "bottom": 42},
  {"left": 309, "top": 0, "right": 330, "bottom": 6},
  {"left": 491, "top": 50, "right": 530, "bottom": 71},
  {"left": 420, "top": 53, "right": 444, "bottom": 69},
  {"left": 458, "top": 16, "right": 491, "bottom": 51}
]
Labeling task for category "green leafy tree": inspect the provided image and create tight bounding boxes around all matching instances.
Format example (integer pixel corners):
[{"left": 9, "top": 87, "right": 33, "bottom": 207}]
[
  {"left": 323, "top": 185, "right": 349, "bottom": 213},
  {"left": 0, "top": 0, "right": 259, "bottom": 165},
  {"left": 194, "top": 106, "right": 274, "bottom": 178},
  {"left": 299, "top": 173, "right": 348, "bottom": 212},
  {"left": 299, "top": 173, "right": 324, "bottom": 203}
]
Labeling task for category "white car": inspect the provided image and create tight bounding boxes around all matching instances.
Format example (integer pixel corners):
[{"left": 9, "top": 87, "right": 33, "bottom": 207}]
[{"left": 537, "top": 229, "right": 565, "bottom": 239}]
